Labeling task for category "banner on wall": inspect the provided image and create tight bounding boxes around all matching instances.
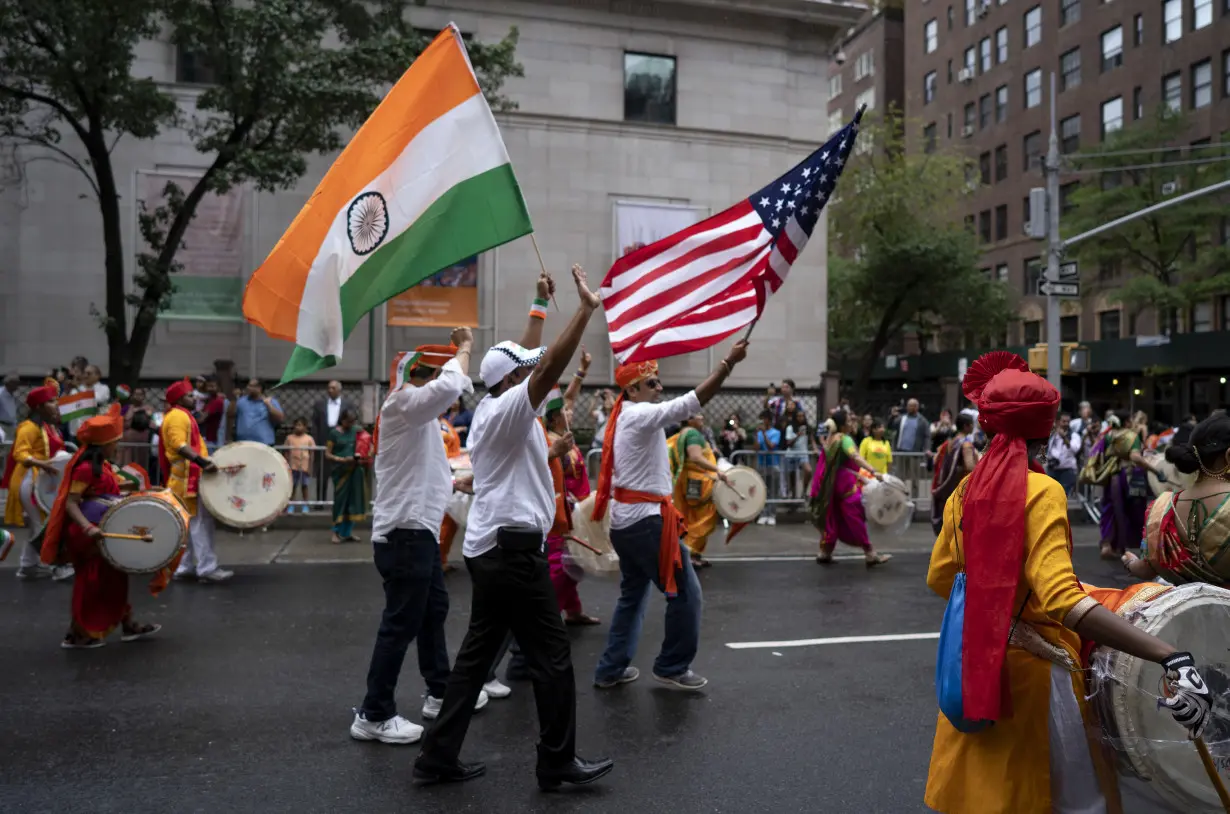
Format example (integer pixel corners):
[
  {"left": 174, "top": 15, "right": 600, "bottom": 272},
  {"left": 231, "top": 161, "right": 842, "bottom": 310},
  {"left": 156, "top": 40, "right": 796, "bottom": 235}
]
[
  {"left": 141, "top": 172, "right": 247, "bottom": 320},
  {"left": 386, "top": 256, "right": 479, "bottom": 327},
  {"left": 613, "top": 200, "right": 706, "bottom": 260}
]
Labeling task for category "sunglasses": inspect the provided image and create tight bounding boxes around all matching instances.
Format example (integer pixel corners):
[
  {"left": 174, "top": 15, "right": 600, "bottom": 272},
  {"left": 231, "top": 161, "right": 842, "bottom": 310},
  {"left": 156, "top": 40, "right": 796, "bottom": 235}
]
[{"left": 643, "top": 378, "right": 663, "bottom": 389}]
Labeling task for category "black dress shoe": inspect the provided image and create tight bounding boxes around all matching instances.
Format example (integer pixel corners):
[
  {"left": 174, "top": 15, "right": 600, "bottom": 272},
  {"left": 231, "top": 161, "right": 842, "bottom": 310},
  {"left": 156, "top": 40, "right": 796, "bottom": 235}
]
[
  {"left": 412, "top": 757, "right": 486, "bottom": 786},
  {"left": 536, "top": 756, "right": 615, "bottom": 790}
]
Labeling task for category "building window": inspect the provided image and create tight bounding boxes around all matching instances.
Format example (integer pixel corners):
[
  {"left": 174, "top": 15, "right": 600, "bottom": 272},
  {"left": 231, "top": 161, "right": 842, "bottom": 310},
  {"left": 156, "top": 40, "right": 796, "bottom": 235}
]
[
  {"left": 924, "top": 123, "right": 938, "bottom": 153},
  {"left": 1061, "top": 0, "right": 1081, "bottom": 26},
  {"left": 980, "top": 210, "right": 993, "bottom": 243},
  {"left": 1133, "top": 85, "right": 1143, "bottom": 119},
  {"left": 995, "top": 145, "right": 1008, "bottom": 180},
  {"left": 1163, "top": 0, "right": 1182, "bottom": 43},
  {"left": 856, "top": 87, "right": 876, "bottom": 111},
  {"left": 948, "top": 59, "right": 954, "bottom": 84},
  {"left": 995, "top": 203, "right": 1009, "bottom": 239},
  {"left": 948, "top": 4, "right": 955, "bottom": 30},
  {"left": 980, "top": 152, "right": 992, "bottom": 184},
  {"left": 829, "top": 109, "right": 845, "bottom": 134},
  {"left": 1060, "top": 48, "right": 1081, "bottom": 90},
  {"left": 996, "top": 264, "right": 1009, "bottom": 282},
  {"left": 829, "top": 73, "right": 842, "bottom": 98},
  {"left": 924, "top": 71, "right": 937, "bottom": 104},
  {"left": 1101, "top": 96, "right": 1123, "bottom": 137},
  {"left": 965, "top": 102, "right": 977, "bottom": 131},
  {"left": 1024, "top": 320, "right": 1042, "bottom": 345},
  {"left": 1163, "top": 72, "right": 1182, "bottom": 112},
  {"left": 1193, "top": 60, "right": 1212, "bottom": 108},
  {"left": 947, "top": 112, "right": 954, "bottom": 138},
  {"left": 925, "top": 19, "right": 939, "bottom": 53},
  {"left": 964, "top": 46, "right": 977, "bottom": 73},
  {"left": 980, "top": 93, "right": 993, "bottom": 128},
  {"left": 1024, "top": 130, "right": 1042, "bottom": 171},
  {"left": 855, "top": 51, "right": 875, "bottom": 80},
  {"left": 1194, "top": 0, "right": 1212, "bottom": 29},
  {"left": 1060, "top": 181, "right": 1079, "bottom": 214},
  {"left": 1060, "top": 114, "right": 1081, "bottom": 153},
  {"left": 1101, "top": 27, "right": 1123, "bottom": 72},
  {"left": 996, "top": 85, "right": 1009, "bottom": 122},
  {"left": 1193, "top": 301, "right": 1214, "bottom": 333},
  {"left": 966, "top": 0, "right": 977, "bottom": 25},
  {"left": 1060, "top": 315, "right": 1079, "bottom": 342},
  {"left": 996, "top": 27, "right": 1009, "bottom": 63},
  {"left": 176, "top": 49, "right": 218, "bottom": 84},
  {"left": 1133, "top": 14, "right": 1143, "bottom": 46},
  {"left": 624, "top": 53, "right": 677, "bottom": 125},
  {"left": 1099, "top": 310, "right": 1121, "bottom": 340},
  {"left": 1024, "top": 6, "right": 1042, "bottom": 47},
  {"left": 1025, "top": 68, "right": 1042, "bottom": 108},
  {"left": 1098, "top": 260, "right": 1123, "bottom": 281},
  {"left": 965, "top": 214, "right": 976, "bottom": 233},
  {"left": 1225, "top": 51, "right": 1230, "bottom": 98},
  {"left": 1025, "top": 257, "right": 1043, "bottom": 296}
]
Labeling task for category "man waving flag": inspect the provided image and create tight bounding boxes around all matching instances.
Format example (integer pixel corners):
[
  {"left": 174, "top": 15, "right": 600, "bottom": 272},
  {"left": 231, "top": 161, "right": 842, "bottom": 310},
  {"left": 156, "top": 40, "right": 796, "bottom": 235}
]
[{"left": 601, "top": 110, "right": 862, "bottom": 365}]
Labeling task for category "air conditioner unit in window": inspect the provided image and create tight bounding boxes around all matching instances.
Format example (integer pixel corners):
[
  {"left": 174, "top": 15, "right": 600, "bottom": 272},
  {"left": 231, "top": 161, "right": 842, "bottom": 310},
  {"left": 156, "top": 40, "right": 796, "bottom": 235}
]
[
  {"left": 1161, "top": 180, "right": 1178, "bottom": 195},
  {"left": 958, "top": 67, "right": 975, "bottom": 83},
  {"left": 978, "top": 4, "right": 990, "bottom": 17},
  {"left": 961, "top": 124, "right": 975, "bottom": 137}
]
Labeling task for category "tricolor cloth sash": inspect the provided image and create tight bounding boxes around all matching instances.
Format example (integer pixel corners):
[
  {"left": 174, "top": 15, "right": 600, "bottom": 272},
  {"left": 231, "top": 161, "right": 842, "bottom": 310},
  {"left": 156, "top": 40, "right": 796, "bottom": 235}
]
[{"left": 612, "top": 487, "right": 686, "bottom": 597}]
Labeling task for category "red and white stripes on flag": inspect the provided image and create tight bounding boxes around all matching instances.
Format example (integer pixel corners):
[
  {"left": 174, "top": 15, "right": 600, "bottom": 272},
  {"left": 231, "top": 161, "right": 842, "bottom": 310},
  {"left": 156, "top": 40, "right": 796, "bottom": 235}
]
[{"left": 600, "top": 112, "right": 862, "bottom": 364}]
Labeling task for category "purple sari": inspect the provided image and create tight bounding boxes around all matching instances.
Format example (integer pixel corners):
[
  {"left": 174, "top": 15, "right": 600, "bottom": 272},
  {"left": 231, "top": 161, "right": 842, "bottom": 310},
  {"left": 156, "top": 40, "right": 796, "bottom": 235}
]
[
  {"left": 1098, "top": 429, "right": 1148, "bottom": 553},
  {"left": 807, "top": 433, "right": 871, "bottom": 550}
]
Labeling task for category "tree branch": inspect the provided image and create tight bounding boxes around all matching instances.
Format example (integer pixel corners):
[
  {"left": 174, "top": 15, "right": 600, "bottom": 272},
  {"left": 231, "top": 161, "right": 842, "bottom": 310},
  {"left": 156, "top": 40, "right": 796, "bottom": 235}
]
[{"left": 5, "top": 134, "right": 100, "bottom": 197}]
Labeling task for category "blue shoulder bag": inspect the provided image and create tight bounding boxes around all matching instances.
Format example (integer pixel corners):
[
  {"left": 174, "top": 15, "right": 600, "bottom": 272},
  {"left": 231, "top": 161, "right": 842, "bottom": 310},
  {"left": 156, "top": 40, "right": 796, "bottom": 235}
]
[{"left": 935, "top": 493, "right": 1029, "bottom": 734}]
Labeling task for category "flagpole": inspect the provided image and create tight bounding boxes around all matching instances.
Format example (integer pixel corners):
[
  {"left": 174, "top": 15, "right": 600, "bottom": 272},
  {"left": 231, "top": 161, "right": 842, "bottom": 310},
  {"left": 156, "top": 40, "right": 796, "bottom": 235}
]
[{"left": 529, "top": 233, "right": 559, "bottom": 311}]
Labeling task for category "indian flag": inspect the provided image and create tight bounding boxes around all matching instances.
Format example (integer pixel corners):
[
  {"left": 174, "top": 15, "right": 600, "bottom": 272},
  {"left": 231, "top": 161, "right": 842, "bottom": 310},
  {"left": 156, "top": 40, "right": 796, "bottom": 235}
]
[
  {"left": 243, "top": 24, "right": 533, "bottom": 383},
  {"left": 389, "top": 351, "right": 420, "bottom": 393},
  {"left": 58, "top": 390, "right": 96, "bottom": 423},
  {"left": 545, "top": 385, "right": 564, "bottom": 413}
]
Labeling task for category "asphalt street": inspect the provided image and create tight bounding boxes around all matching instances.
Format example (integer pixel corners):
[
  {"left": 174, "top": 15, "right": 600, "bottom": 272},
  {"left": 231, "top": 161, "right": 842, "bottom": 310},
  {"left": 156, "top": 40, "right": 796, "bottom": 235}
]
[{"left": 0, "top": 541, "right": 1160, "bottom": 814}]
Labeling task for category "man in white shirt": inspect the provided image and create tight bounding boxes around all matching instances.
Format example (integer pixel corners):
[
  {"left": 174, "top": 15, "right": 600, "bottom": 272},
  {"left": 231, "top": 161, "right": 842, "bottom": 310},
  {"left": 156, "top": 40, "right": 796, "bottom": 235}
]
[
  {"left": 1046, "top": 412, "right": 1082, "bottom": 496},
  {"left": 349, "top": 330, "right": 489, "bottom": 747},
  {"left": 415, "top": 265, "right": 613, "bottom": 790},
  {"left": 590, "top": 340, "right": 749, "bottom": 692},
  {"left": 68, "top": 365, "right": 111, "bottom": 439}
]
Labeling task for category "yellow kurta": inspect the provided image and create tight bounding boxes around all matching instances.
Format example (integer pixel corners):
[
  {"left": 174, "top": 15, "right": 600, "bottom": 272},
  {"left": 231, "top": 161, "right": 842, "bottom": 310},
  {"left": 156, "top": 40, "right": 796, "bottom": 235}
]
[
  {"left": 4, "top": 421, "right": 52, "bottom": 526},
  {"left": 925, "top": 471, "right": 1110, "bottom": 814},
  {"left": 668, "top": 429, "right": 718, "bottom": 554},
  {"left": 160, "top": 408, "right": 207, "bottom": 515}
]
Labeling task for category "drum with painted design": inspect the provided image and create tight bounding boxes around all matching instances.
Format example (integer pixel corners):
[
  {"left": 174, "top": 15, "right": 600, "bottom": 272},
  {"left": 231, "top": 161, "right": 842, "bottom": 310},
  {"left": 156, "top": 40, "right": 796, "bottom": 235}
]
[
  {"left": 713, "top": 465, "right": 768, "bottom": 524},
  {"left": 97, "top": 491, "right": 189, "bottom": 573},
  {"left": 33, "top": 451, "right": 75, "bottom": 514},
  {"left": 862, "top": 474, "right": 911, "bottom": 529},
  {"left": 199, "top": 442, "right": 293, "bottom": 529}
]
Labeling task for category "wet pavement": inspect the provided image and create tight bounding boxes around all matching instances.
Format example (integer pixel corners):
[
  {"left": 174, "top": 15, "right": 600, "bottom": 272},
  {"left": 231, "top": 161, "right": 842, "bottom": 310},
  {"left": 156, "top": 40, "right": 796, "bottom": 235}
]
[{"left": 1, "top": 539, "right": 1154, "bottom": 814}]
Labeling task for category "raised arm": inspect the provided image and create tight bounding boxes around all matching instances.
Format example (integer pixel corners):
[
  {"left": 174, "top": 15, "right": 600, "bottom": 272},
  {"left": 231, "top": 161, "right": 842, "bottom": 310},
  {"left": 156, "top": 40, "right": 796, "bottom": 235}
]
[
  {"left": 694, "top": 340, "right": 750, "bottom": 406},
  {"left": 563, "top": 346, "right": 590, "bottom": 415},
  {"left": 383, "top": 329, "right": 475, "bottom": 423},
  {"left": 518, "top": 271, "right": 555, "bottom": 351},
  {"left": 528, "top": 266, "right": 600, "bottom": 409}
]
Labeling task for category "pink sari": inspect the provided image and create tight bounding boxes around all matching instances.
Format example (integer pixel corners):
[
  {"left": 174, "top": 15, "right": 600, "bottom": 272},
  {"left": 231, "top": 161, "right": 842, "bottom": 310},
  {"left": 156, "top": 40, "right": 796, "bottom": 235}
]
[{"left": 807, "top": 433, "right": 871, "bottom": 550}]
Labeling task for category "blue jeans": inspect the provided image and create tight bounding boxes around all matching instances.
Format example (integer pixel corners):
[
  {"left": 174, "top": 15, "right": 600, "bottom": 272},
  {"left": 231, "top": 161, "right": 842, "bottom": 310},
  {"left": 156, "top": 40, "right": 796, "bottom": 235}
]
[
  {"left": 1048, "top": 466, "right": 1077, "bottom": 496},
  {"left": 594, "top": 516, "right": 703, "bottom": 682}
]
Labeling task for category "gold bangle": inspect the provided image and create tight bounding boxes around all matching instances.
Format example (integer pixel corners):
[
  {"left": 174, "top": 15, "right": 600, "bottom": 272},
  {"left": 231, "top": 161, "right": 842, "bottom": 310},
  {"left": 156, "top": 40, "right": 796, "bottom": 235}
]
[{"left": 719, "top": 360, "right": 732, "bottom": 373}]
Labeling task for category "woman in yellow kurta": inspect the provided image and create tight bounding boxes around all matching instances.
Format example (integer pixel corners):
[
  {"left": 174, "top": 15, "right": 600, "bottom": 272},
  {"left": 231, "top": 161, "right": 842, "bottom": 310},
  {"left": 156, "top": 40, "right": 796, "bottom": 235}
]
[
  {"left": 2, "top": 385, "right": 72, "bottom": 579},
  {"left": 668, "top": 414, "right": 726, "bottom": 568},
  {"left": 926, "top": 352, "right": 1213, "bottom": 814}
]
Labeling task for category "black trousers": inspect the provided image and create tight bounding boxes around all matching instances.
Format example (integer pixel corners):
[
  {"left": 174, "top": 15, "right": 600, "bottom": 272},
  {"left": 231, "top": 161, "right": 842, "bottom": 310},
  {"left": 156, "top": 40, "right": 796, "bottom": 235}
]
[
  {"left": 420, "top": 528, "right": 576, "bottom": 768},
  {"left": 359, "top": 529, "right": 451, "bottom": 721}
]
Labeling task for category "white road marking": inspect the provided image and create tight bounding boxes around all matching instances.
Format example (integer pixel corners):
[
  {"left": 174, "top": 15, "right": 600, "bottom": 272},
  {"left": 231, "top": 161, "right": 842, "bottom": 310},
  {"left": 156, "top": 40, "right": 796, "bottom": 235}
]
[{"left": 726, "top": 632, "right": 940, "bottom": 650}]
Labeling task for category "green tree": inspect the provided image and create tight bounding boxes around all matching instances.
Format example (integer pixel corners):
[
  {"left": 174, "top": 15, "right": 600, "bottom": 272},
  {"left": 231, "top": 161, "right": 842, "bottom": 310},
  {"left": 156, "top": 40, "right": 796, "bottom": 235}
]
[
  {"left": 1065, "top": 107, "right": 1230, "bottom": 336},
  {"left": 828, "top": 109, "right": 1014, "bottom": 403},
  {"left": 0, "top": 0, "right": 522, "bottom": 384}
]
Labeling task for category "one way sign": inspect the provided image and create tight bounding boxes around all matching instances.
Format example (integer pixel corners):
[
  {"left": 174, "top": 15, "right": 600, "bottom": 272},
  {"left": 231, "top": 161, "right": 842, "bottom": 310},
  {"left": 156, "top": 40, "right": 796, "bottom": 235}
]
[{"left": 1038, "top": 280, "right": 1080, "bottom": 298}]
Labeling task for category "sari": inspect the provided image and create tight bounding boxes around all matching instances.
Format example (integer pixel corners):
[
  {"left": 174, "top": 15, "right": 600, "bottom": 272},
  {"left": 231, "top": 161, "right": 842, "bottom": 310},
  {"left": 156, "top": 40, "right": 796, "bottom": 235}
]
[
  {"left": 931, "top": 434, "right": 974, "bottom": 535},
  {"left": 1141, "top": 489, "right": 1230, "bottom": 586},
  {"left": 63, "top": 461, "right": 129, "bottom": 639},
  {"left": 1098, "top": 429, "right": 1148, "bottom": 554},
  {"left": 667, "top": 427, "right": 718, "bottom": 555},
  {"left": 807, "top": 432, "right": 870, "bottom": 551},
  {"left": 328, "top": 426, "right": 368, "bottom": 537},
  {"left": 545, "top": 425, "right": 581, "bottom": 615}
]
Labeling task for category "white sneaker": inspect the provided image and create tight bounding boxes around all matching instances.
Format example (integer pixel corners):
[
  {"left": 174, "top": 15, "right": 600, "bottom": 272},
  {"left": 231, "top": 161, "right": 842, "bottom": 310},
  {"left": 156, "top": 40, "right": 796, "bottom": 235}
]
[
  {"left": 422, "top": 690, "right": 489, "bottom": 720},
  {"left": 198, "top": 568, "right": 234, "bottom": 583},
  {"left": 482, "top": 678, "right": 511, "bottom": 699},
  {"left": 349, "top": 712, "right": 423, "bottom": 744},
  {"left": 16, "top": 565, "right": 52, "bottom": 580},
  {"left": 51, "top": 564, "right": 75, "bottom": 581},
  {"left": 767, "top": 516, "right": 777, "bottom": 526}
]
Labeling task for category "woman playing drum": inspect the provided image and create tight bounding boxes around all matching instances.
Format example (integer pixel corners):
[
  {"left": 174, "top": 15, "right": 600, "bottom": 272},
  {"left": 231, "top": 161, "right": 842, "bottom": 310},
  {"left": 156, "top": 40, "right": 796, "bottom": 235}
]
[
  {"left": 926, "top": 353, "right": 1212, "bottom": 814},
  {"left": 1, "top": 384, "right": 72, "bottom": 580},
  {"left": 809, "top": 408, "right": 893, "bottom": 567},
  {"left": 39, "top": 405, "right": 161, "bottom": 649},
  {"left": 1123, "top": 412, "right": 1230, "bottom": 586}
]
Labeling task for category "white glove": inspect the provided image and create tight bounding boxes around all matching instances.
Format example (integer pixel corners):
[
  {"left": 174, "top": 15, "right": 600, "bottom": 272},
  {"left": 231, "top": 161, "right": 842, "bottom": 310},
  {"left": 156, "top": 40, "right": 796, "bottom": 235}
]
[{"left": 1159, "top": 652, "right": 1212, "bottom": 740}]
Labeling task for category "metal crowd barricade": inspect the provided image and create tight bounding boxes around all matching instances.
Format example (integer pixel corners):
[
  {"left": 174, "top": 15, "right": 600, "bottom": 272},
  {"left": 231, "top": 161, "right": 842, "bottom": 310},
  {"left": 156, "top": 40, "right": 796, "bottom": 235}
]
[{"left": 727, "top": 450, "right": 813, "bottom": 508}]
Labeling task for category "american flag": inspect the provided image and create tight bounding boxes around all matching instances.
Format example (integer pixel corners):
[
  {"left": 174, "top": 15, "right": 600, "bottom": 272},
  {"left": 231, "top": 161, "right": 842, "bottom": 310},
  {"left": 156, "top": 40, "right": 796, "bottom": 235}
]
[{"left": 601, "top": 110, "right": 862, "bottom": 364}]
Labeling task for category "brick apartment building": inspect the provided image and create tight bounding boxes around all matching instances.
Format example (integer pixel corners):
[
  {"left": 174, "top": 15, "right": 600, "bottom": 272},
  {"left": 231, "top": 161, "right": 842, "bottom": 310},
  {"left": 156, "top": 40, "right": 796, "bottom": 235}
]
[{"left": 826, "top": 6, "right": 906, "bottom": 135}]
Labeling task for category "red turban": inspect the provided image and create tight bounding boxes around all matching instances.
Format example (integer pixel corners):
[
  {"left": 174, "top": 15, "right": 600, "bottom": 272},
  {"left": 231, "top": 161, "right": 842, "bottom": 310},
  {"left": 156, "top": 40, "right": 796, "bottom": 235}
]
[
  {"left": 165, "top": 378, "right": 193, "bottom": 407},
  {"left": 26, "top": 385, "right": 58, "bottom": 409},
  {"left": 958, "top": 352, "right": 1060, "bottom": 722},
  {"left": 592, "top": 360, "right": 661, "bottom": 523}
]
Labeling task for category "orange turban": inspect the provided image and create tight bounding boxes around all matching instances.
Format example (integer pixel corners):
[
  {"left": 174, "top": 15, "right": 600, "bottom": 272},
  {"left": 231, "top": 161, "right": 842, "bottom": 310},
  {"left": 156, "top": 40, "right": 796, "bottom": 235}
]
[
  {"left": 615, "top": 360, "right": 658, "bottom": 391},
  {"left": 78, "top": 403, "right": 124, "bottom": 446},
  {"left": 592, "top": 360, "right": 661, "bottom": 524},
  {"left": 412, "top": 344, "right": 457, "bottom": 370},
  {"left": 956, "top": 352, "right": 1060, "bottom": 724},
  {"left": 39, "top": 404, "right": 123, "bottom": 567},
  {"left": 26, "top": 385, "right": 58, "bottom": 409},
  {"left": 165, "top": 378, "right": 193, "bottom": 406}
]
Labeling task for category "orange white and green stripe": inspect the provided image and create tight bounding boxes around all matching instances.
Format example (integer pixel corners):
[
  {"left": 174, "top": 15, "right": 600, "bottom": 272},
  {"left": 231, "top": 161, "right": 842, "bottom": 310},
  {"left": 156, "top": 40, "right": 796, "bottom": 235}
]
[
  {"left": 545, "top": 385, "right": 564, "bottom": 413},
  {"left": 243, "top": 24, "right": 533, "bottom": 383},
  {"left": 58, "top": 390, "right": 96, "bottom": 423},
  {"left": 389, "top": 351, "right": 419, "bottom": 393}
]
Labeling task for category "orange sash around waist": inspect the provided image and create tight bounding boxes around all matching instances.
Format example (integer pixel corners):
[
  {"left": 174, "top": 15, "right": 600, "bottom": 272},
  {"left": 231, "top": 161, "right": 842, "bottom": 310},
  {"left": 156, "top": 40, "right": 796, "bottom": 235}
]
[{"left": 613, "top": 487, "right": 687, "bottom": 597}]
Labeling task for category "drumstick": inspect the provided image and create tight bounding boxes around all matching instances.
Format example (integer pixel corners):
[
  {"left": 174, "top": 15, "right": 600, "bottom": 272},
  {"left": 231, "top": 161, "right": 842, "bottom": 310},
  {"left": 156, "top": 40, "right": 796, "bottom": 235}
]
[
  {"left": 564, "top": 535, "right": 602, "bottom": 555},
  {"left": 1194, "top": 738, "right": 1230, "bottom": 813},
  {"left": 705, "top": 474, "right": 748, "bottom": 500},
  {"left": 103, "top": 532, "right": 155, "bottom": 543}
]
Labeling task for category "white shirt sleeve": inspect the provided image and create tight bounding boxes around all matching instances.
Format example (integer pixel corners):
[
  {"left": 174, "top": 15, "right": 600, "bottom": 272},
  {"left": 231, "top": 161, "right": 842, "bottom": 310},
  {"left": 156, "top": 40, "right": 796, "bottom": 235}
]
[
  {"left": 381, "top": 359, "right": 474, "bottom": 425},
  {"left": 627, "top": 391, "right": 702, "bottom": 432},
  {"left": 1069, "top": 432, "right": 1081, "bottom": 454},
  {"left": 94, "top": 383, "right": 111, "bottom": 405}
]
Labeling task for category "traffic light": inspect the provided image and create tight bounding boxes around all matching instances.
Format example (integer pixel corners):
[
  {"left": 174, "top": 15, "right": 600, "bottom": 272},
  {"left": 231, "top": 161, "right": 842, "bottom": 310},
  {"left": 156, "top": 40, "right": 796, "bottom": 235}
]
[{"left": 1027, "top": 343, "right": 1089, "bottom": 373}]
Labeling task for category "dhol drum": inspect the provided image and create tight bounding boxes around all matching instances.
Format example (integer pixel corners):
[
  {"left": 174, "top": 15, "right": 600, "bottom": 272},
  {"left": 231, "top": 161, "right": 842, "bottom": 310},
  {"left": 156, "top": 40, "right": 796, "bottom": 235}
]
[
  {"left": 97, "top": 491, "right": 190, "bottom": 574},
  {"left": 1145, "top": 450, "right": 1198, "bottom": 497},
  {"left": 1090, "top": 583, "right": 1230, "bottom": 812},
  {"left": 33, "top": 451, "right": 74, "bottom": 514},
  {"left": 862, "top": 474, "right": 912, "bottom": 530},
  {"left": 568, "top": 494, "right": 619, "bottom": 576},
  {"left": 713, "top": 465, "right": 768, "bottom": 524},
  {"left": 199, "top": 442, "right": 293, "bottom": 529},
  {"left": 446, "top": 461, "right": 472, "bottom": 529}
]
